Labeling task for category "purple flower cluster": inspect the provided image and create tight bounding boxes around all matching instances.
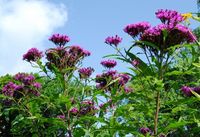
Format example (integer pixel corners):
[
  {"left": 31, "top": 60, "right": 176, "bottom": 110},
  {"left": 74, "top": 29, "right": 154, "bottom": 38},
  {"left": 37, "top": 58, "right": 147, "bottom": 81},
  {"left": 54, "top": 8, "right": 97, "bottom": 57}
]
[
  {"left": 101, "top": 59, "right": 117, "bottom": 69},
  {"left": 115, "top": 73, "right": 130, "bottom": 86},
  {"left": 57, "top": 114, "right": 65, "bottom": 120},
  {"left": 99, "top": 100, "right": 115, "bottom": 112},
  {"left": 69, "top": 107, "right": 79, "bottom": 115},
  {"left": 140, "top": 24, "right": 196, "bottom": 51},
  {"left": 46, "top": 45, "right": 91, "bottom": 71},
  {"left": 96, "top": 70, "right": 117, "bottom": 89},
  {"left": 2, "top": 82, "right": 21, "bottom": 97},
  {"left": 78, "top": 67, "right": 94, "bottom": 79},
  {"left": 23, "top": 48, "right": 43, "bottom": 62},
  {"left": 105, "top": 35, "right": 122, "bottom": 47},
  {"left": 132, "top": 59, "right": 140, "bottom": 67},
  {"left": 124, "top": 22, "right": 151, "bottom": 38},
  {"left": 140, "top": 127, "right": 152, "bottom": 136},
  {"left": 123, "top": 9, "right": 196, "bottom": 53},
  {"left": 155, "top": 9, "right": 184, "bottom": 25},
  {"left": 181, "top": 86, "right": 200, "bottom": 97},
  {"left": 49, "top": 34, "right": 70, "bottom": 46},
  {"left": 69, "top": 45, "right": 91, "bottom": 57},
  {"left": 96, "top": 70, "right": 130, "bottom": 90},
  {"left": 124, "top": 86, "right": 133, "bottom": 94},
  {"left": 14, "top": 73, "right": 35, "bottom": 85},
  {"left": 79, "top": 100, "right": 97, "bottom": 116},
  {"left": 1, "top": 73, "right": 42, "bottom": 98}
]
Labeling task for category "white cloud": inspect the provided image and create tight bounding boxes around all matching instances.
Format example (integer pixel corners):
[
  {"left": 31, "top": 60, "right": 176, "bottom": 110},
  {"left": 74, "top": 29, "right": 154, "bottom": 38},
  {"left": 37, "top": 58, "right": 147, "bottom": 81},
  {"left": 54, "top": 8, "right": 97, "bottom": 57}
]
[{"left": 0, "top": 0, "right": 67, "bottom": 75}]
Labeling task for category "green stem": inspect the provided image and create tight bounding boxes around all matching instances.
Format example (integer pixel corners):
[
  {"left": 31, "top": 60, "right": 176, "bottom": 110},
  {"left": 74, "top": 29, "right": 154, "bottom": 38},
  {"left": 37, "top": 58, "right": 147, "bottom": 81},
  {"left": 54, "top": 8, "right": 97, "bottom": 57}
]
[
  {"left": 154, "top": 90, "right": 160, "bottom": 135},
  {"left": 154, "top": 52, "right": 164, "bottom": 136}
]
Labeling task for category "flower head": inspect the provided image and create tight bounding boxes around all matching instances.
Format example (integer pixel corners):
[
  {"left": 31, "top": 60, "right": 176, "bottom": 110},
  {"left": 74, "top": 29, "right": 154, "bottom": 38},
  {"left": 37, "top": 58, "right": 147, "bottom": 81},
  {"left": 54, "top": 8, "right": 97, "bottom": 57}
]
[
  {"left": 124, "top": 22, "right": 151, "bottom": 38},
  {"left": 78, "top": 67, "right": 94, "bottom": 79},
  {"left": 14, "top": 73, "right": 35, "bottom": 85},
  {"left": 33, "top": 82, "right": 42, "bottom": 89},
  {"left": 140, "top": 127, "right": 152, "bottom": 136},
  {"left": 70, "top": 107, "right": 79, "bottom": 115},
  {"left": 101, "top": 59, "right": 117, "bottom": 69},
  {"left": 116, "top": 73, "right": 130, "bottom": 86},
  {"left": 23, "top": 48, "right": 43, "bottom": 62},
  {"left": 49, "top": 34, "right": 70, "bottom": 46},
  {"left": 105, "top": 35, "right": 122, "bottom": 47},
  {"left": 181, "top": 86, "right": 193, "bottom": 97},
  {"left": 2, "top": 82, "right": 21, "bottom": 97},
  {"left": 57, "top": 114, "right": 65, "bottom": 120},
  {"left": 124, "top": 86, "right": 133, "bottom": 93},
  {"left": 132, "top": 59, "right": 140, "bottom": 67},
  {"left": 155, "top": 9, "right": 184, "bottom": 25}
]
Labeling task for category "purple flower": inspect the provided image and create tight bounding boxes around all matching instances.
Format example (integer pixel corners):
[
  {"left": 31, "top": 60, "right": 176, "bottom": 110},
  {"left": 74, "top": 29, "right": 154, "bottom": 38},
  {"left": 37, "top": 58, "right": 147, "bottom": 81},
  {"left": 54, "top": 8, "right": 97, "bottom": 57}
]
[
  {"left": 124, "top": 86, "right": 133, "bottom": 93},
  {"left": 140, "top": 23, "right": 196, "bottom": 51},
  {"left": 193, "top": 86, "right": 200, "bottom": 94},
  {"left": 23, "top": 48, "right": 43, "bottom": 62},
  {"left": 33, "top": 82, "right": 42, "bottom": 89},
  {"left": 174, "top": 24, "right": 197, "bottom": 43},
  {"left": 181, "top": 86, "right": 193, "bottom": 97},
  {"left": 70, "top": 107, "right": 79, "bottom": 115},
  {"left": 159, "top": 134, "right": 166, "bottom": 137},
  {"left": 49, "top": 34, "right": 70, "bottom": 46},
  {"left": 132, "top": 59, "right": 140, "bottom": 67},
  {"left": 46, "top": 45, "right": 91, "bottom": 71},
  {"left": 83, "top": 50, "right": 91, "bottom": 56},
  {"left": 140, "top": 127, "right": 152, "bottom": 136},
  {"left": 69, "top": 45, "right": 91, "bottom": 58},
  {"left": 99, "top": 103, "right": 105, "bottom": 109},
  {"left": 14, "top": 73, "right": 36, "bottom": 85},
  {"left": 101, "top": 60, "right": 117, "bottom": 69},
  {"left": 2, "top": 82, "right": 20, "bottom": 97},
  {"left": 23, "top": 75, "right": 35, "bottom": 85},
  {"left": 115, "top": 73, "right": 130, "bottom": 86},
  {"left": 30, "top": 90, "right": 41, "bottom": 96},
  {"left": 155, "top": 9, "right": 184, "bottom": 25},
  {"left": 124, "top": 22, "right": 151, "bottom": 38},
  {"left": 14, "top": 73, "right": 26, "bottom": 81},
  {"left": 57, "top": 114, "right": 65, "bottom": 120},
  {"left": 78, "top": 67, "right": 94, "bottom": 79},
  {"left": 95, "top": 70, "right": 118, "bottom": 88},
  {"left": 79, "top": 100, "right": 96, "bottom": 116},
  {"left": 105, "top": 35, "right": 122, "bottom": 47}
]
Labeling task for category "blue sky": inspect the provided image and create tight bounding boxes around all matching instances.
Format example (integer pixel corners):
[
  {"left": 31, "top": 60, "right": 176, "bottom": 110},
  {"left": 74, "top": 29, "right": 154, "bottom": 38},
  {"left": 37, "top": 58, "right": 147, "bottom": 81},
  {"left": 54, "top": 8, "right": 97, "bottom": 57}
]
[{"left": 0, "top": 0, "right": 199, "bottom": 75}]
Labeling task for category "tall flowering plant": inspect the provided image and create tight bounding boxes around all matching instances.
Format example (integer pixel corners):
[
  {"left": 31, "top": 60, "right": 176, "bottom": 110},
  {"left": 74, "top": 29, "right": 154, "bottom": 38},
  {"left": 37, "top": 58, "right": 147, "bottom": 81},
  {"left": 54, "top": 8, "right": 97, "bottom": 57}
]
[{"left": 103, "top": 9, "right": 199, "bottom": 136}]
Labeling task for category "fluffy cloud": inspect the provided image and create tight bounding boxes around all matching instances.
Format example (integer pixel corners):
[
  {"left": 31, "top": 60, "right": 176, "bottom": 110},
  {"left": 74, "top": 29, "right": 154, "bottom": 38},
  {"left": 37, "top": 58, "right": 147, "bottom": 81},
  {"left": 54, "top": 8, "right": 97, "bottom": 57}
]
[{"left": 0, "top": 0, "right": 67, "bottom": 75}]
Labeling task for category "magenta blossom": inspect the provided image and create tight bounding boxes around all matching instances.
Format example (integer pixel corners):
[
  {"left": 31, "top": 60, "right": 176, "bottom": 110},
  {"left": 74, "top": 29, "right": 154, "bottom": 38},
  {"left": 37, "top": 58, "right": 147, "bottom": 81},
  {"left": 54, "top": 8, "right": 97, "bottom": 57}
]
[
  {"left": 180, "top": 86, "right": 193, "bottom": 97},
  {"left": 140, "top": 24, "right": 196, "bottom": 51},
  {"left": 14, "top": 73, "right": 35, "bottom": 85},
  {"left": 124, "top": 86, "right": 133, "bottom": 94},
  {"left": 33, "top": 82, "right": 42, "bottom": 89},
  {"left": 57, "top": 114, "right": 65, "bottom": 120},
  {"left": 155, "top": 9, "right": 184, "bottom": 25},
  {"left": 124, "top": 22, "right": 151, "bottom": 38},
  {"left": 140, "top": 127, "right": 152, "bottom": 136},
  {"left": 49, "top": 34, "right": 70, "bottom": 46},
  {"left": 23, "top": 48, "right": 43, "bottom": 62},
  {"left": 2, "top": 82, "right": 21, "bottom": 97},
  {"left": 70, "top": 107, "right": 79, "bottom": 115},
  {"left": 78, "top": 67, "right": 94, "bottom": 79},
  {"left": 69, "top": 45, "right": 91, "bottom": 57},
  {"left": 101, "top": 59, "right": 117, "bottom": 69},
  {"left": 132, "top": 59, "right": 140, "bottom": 67},
  {"left": 105, "top": 35, "right": 122, "bottom": 47},
  {"left": 115, "top": 73, "right": 130, "bottom": 86}
]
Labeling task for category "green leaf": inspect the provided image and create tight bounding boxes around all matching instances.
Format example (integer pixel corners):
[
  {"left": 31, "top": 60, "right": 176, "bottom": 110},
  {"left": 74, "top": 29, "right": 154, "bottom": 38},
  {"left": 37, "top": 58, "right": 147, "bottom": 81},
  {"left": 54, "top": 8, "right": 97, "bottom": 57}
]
[{"left": 193, "top": 63, "right": 200, "bottom": 68}]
